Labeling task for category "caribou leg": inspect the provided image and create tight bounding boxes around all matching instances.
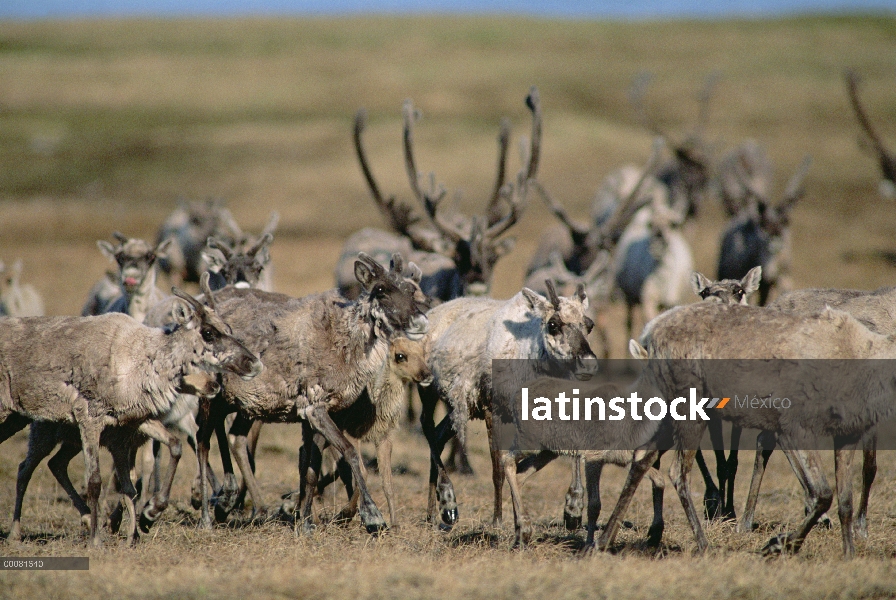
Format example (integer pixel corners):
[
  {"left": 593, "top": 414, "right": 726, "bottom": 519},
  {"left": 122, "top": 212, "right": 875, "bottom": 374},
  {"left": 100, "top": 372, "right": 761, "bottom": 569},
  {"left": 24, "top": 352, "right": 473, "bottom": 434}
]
[
  {"left": 419, "top": 384, "right": 458, "bottom": 528},
  {"left": 761, "top": 442, "right": 832, "bottom": 556},
  {"left": 11, "top": 425, "right": 69, "bottom": 542},
  {"left": 738, "top": 430, "right": 776, "bottom": 533},
  {"left": 855, "top": 430, "right": 877, "bottom": 540},
  {"left": 303, "top": 404, "right": 386, "bottom": 534},
  {"left": 136, "top": 420, "right": 183, "bottom": 533}
]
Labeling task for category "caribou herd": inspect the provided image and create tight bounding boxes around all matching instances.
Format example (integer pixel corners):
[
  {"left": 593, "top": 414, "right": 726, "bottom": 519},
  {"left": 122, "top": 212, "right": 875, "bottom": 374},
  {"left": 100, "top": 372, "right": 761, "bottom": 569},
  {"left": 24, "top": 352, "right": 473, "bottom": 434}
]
[{"left": 0, "top": 69, "right": 895, "bottom": 560}]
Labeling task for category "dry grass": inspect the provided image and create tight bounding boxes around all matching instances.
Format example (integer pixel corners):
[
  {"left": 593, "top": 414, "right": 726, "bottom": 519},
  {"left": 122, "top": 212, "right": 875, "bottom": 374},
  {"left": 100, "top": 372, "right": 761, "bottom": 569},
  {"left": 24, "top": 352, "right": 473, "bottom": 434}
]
[{"left": 1, "top": 14, "right": 896, "bottom": 599}]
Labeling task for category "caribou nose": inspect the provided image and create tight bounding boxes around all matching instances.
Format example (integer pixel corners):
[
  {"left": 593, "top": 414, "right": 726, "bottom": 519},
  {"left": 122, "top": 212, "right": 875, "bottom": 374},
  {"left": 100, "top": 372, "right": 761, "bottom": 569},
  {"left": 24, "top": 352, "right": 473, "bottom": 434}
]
[
  {"left": 575, "top": 356, "right": 599, "bottom": 381},
  {"left": 466, "top": 282, "right": 488, "bottom": 296},
  {"left": 418, "top": 374, "right": 434, "bottom": 387}
]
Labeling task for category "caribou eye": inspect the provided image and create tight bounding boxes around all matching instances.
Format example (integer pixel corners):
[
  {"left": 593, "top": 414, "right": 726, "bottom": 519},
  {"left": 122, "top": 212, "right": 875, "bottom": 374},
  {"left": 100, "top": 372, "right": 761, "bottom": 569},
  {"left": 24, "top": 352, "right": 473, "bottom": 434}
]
[
  {"left": 200, "top": 326, "right": 216, "bottom": 343},
  {"left": 395, "top": 353, "right": 407, "bottom": 363},
  {"left": 699, "top": 289, "right": 711, "bottom": 299},
  {"left": 547, "top": 317, "right": 562, "bottom": 336},
  {"left": 372, "top": 284, "right": 386, "bottom": 298},
  {"left": 736, "top": 290, "right": 745, "bottom": 299}
]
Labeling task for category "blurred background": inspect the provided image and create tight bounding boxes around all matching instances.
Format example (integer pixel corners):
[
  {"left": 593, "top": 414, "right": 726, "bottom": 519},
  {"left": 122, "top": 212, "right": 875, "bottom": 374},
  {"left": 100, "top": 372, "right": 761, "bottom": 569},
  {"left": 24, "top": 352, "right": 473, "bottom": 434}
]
[
  {"left": 1, "top": 6, "right": 896, "bottom": 593},
  {"left": 3, "top": 0, "right": 896, "bottom": 19},
  {"left": 0, "top": 2, "right": 893, "bottom": 341}
]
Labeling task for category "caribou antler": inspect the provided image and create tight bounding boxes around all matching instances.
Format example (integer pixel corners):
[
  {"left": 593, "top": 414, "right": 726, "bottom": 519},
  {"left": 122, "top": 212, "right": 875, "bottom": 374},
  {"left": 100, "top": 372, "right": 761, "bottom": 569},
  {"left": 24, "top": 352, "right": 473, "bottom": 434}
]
[
  {"left": 731, "top": 155, "right": 770, "bottom": 205},
  {"left": 530, "top": 180, "right": 589, "bottom": 245},
  {"left": 597, "top": 137, "right": 666, "bottom": 244},
  {"left": 485, "top": 118, "right": 511, "bottom": 226},
  {"left": 523, "top": 85, "right": 543, "bottom": 183},
  {"left": 845, "top": 69, "right": 896, "bottom": 184},
  {"left": 260, "top": 211, "right": 280, "bottom": 238},
  {"left": 689, "top": 71, "right": 720, "bottom": 142},
  {"left": 780, "top": 155, "right": 812, "bottom": 210},
  {"left": 403, "top": 99, "right": 465, "bottom": 243},
  {"left": 217, "top": 207, "right": 243, "bottom": 242},
  {"left": 485, "top": 86, "right": 541, "bottom": 228},
  {"left": 354, "top": 108, "right": 420, "bottom": 235},
  {"left": 734, "top": 153, "right": 811, "bottom": 212},
  {"left": 246, "top": 232, "right": 273, "bottom": 258},
  {"left": 544, "top": 279, "right": 561, "bottom": 310},
  {"left": 630, "top": 72, "right": 674, "bottom": 143},
  {"left": 484, "top": 176, "right": 526, "bottom": 241},
  {"left": 481, "top": 87, "right": 540, "bottom": 238},
  {"left": 207, "top": 237, "right": 235, "bottom": 260}
]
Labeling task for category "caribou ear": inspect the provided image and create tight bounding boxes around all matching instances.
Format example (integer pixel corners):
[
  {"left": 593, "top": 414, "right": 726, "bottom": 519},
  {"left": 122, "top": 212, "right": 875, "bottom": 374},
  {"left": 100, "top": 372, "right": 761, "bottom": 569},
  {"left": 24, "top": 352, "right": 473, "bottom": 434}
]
[
  {"left": 741, "top": 266, "right": 762, "bottom": 296},
  {"left": 690, "top": 272, "right": 711, "bottom": 297},
  {"left": 354, "top": 261, "right": 376, "bottom": 291},
  {"left": 97, "top": 240, "right": 117, "bottom": 262},
  {"left": 171, "top": 285, "right": 205, "bottom": 327},
  {"left": 154, "top": 238, "right": 172, "bottom": 259},
  {"left": 575, "top": 282, "right": 588, "bottom": 309},
  {"left": 170, "top": 298, "right": 198, "bottom": 329},
  {"left": 199, "top": 272, "right": 216, "bottom": 311},
  {"left": 521, "top": 287, "right": 550, "bottom": 315},
  {"left": 201, "top": 247, "right": 227, "bottom": 274},
  {"left": 629, "top": 339, "right": 648, "bottom": 360},
  {"left": 494, "top": 237, "right": 516, "bottom": 257},
  {"left": 356, "top": 252, "right": 386, "bottom": 277},
  {"left": 405, "top": 261, "right": 423, "bottom": 284}
]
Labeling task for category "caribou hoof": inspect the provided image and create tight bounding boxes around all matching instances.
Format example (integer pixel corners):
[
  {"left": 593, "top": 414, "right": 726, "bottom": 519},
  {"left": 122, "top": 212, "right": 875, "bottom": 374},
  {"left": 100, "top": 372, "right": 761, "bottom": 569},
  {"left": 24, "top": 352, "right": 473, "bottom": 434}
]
[
  {"left": 360, "top": 502, "right": 387, "bottom": 535},
  {"left": 441, "top": 506, "right": 458, "bottom": 526},
  {"left": 761, "top": 533, "right": 795, "bottom": 557},
  {"left": 365, "top": 521, "right": 388, "bottom": 536},
  {"left": 512, "top": 524, "right": 533, "bottom": 549},
  {"left": 108, "top": 504, "right": 123, "bottom": 534},
  {"left": 703, "top": 490, "right": 722, "bottom": 521},
  {"left": 456, "top": 462, "right": 474, "bottom": 476},
  {"left": 577, "top": 542, "right": 596, "bottom": 557},
  {"left": 855, "top": 518, "right": 869, "bottom": 540},
  {"left": 212, "top": 474, "right": 239, "bottom": 519},
  {"left": 7, "top": 522, "right": 22, "bottom": 544},
  {"left": 818, "top": 513, "right": 833, "bottom": 530},
  {"left": 564, "top": 512, "right": 583, "bottom": 531},
  {"left": 138, "top": 511, "right": 156, "bottom": 534}
]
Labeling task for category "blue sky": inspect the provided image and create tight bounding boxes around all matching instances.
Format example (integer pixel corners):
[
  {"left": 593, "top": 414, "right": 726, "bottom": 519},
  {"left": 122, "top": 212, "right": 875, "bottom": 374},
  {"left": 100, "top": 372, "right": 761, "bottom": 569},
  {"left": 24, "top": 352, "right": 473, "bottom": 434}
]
[{"left": 2, "top": 0, "right": 894, "bottom": 20}]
